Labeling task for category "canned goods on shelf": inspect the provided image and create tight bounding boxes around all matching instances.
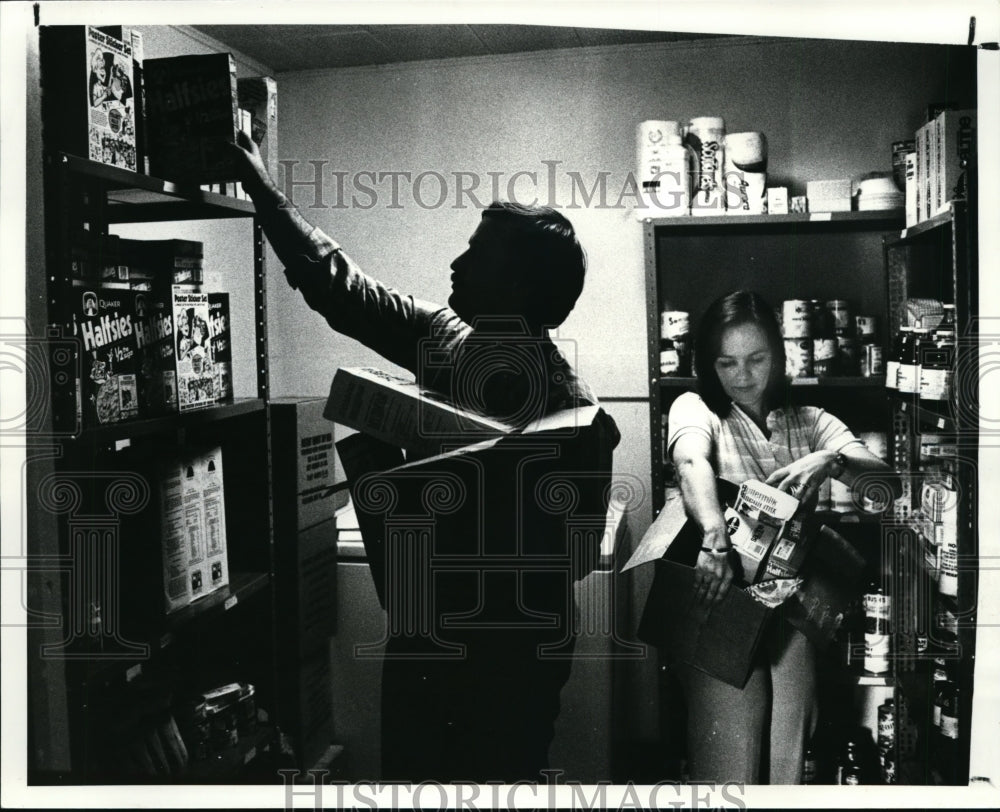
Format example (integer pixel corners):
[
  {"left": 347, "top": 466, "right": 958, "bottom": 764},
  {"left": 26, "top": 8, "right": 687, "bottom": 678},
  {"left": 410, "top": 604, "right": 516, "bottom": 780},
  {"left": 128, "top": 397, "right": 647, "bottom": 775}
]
[
  {"left": 782, "top": 300, "right": 812, "bottom": 339},
  {"left": 826, "top": 299, "right": 851, "bottom": 331},
  {"left": 785, "top": 338, "right": 813, "bottom": 377}
]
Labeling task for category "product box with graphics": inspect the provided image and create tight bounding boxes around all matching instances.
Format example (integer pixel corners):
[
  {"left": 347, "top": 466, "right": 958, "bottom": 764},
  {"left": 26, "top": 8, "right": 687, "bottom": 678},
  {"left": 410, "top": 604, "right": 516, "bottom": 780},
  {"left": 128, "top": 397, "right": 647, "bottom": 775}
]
[
  {"left": 325, "top": 366, "right": 515, "bottom": 457},
  {"left": 171, "top": 286, "right": 215, "bottom": 412},
  {"left": 207, "top": 293, "right": 232, "bottom": 403},
  {"left": 159, "top": 447, "right": 229, "bottom": 614},
  {"left": 73, "top": 283, "right": 140, "bottom": 426},
  {"left": 40, "top": 26, "right": 137, "bottom": 172},
  {"left": 144, "top": 53, "right": 240, "bottom": 185}
]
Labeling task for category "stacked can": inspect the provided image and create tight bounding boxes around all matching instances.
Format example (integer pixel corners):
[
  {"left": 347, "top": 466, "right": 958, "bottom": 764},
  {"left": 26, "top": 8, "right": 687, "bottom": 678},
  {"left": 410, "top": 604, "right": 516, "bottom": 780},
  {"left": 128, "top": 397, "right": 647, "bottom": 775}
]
[
  {"left": 829, "top": 300, "right": 859, "bottom": 375},
  {"left": 878, "top": 698, "right": 896, "bottom": 783},
  {"left": 660, "top": 310, "right": 692, "bottom": 376},
  {"left": 782, "top": 299, "right": 813, "bottom": 378},
  {"left": 856, "top": 314, "right": 884, "bottom": 377}
]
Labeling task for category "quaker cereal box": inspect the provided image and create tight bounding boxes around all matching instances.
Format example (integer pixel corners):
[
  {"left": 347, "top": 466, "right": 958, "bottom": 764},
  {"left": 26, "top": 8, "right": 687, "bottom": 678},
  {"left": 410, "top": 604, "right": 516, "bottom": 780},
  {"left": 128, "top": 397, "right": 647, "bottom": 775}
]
[
  {"left": 132, "top": 287, "right": 177, "bottom": 416},
  {"left": 207, "top": 293, "right": 232, "bottom": 403},
  {"left": 86, "top": 27, "right": 137, "bottom": 171},
  {"left": 172, "top": 286, "right": 215, "bottom": 412},
  {"left": 73, "top": 284, "right": 139, "bottom": 426}
]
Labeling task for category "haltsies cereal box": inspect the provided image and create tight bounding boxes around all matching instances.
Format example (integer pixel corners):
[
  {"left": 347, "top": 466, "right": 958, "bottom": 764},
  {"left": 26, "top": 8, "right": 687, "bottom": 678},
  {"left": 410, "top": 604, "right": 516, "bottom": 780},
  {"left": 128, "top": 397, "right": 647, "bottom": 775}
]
[
  {"left": 171, "top": 286, "right": 215, "bottom": 412},
  {"left": 73, "top": 284, "right": 140, "bottom": 426}
]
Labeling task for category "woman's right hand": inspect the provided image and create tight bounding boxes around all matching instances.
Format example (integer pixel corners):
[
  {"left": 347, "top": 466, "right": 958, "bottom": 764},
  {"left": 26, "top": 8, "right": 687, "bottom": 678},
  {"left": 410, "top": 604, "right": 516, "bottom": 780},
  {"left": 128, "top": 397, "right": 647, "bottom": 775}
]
[{"left": 694, "top": 525, "right": 734, "bottom": 605}]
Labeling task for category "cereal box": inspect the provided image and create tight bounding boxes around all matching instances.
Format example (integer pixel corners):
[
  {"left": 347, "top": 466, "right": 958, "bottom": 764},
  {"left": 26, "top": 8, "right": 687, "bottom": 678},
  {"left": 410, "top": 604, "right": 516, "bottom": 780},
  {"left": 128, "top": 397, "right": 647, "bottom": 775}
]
[
  {"left": 207, "top": 293, "right": 233, "bottom": 403},
  {"left": 40, "top": 26, "right": 138, "bottom": 171},
  {"left": 73, "top": 283, "right": 140, "bottom": 426},
  {"left": 144, "top": 53, "right": 240, "bottom": 184},
  {"left": 172, "top": 286, "right": 215, "bottom": 412}
]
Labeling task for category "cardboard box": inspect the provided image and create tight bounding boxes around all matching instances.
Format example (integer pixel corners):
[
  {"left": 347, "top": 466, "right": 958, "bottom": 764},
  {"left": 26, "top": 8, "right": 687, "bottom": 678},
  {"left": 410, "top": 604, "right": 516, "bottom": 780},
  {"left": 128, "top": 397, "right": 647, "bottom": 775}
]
[
  {"left": 766, "top": 186, "right": 789, "bottom": 215},
  {"left": 172, "top": 286, "right": 216, "bottom": 412},
  {"left": 207, "top": 293, "right": 233, "bottom": 403},
  {"left": 631, "top": 480, "right": 865, "bottom": 685},
  {"left": 905, "top": 151, "right": 918, "bottom": 227},
  {"left": 935, "top": 109, "right": 976, "bottom": 213},
  {"left": 72, "top": 282, "right": 140, "bottom": 426},
  {"left": 144, "top": 53, "right": 240, "bottom": 184},
  {"left": 633, "top": 485, "right": 772, "bottom": 688},
  {"left": 806, "top": 179, "right": 852, "bottom": 213},
  {"left": 158, "top": 446, "right": 230, "bottom": 614},
  {"left": 271, "top": 397, "right": 346, "bottom": 534},
  {"left": 342, "top": 404, "right": 617, "bottom": 615},
  {"left": 325, "top": 366, "right": 515, "bottom": 457},
  {"left": 40, "top": 26, "right": 138, "bottom": 172},
  {"left": 199, "top": 446, "right": 230, "bottom": 594},
  {"left": 237, "top": 76, "right": 279, "bottom": 184}
]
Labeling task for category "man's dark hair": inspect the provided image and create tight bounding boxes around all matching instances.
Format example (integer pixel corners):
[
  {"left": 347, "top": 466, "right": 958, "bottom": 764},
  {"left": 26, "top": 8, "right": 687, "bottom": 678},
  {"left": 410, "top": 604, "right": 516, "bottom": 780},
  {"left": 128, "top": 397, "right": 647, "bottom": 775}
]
[
  {"left": 481, "top": 201, "right": 587, "bottom": 328},
  {"left": 694, "top": 289, "right": 789, "bottom": 417}
]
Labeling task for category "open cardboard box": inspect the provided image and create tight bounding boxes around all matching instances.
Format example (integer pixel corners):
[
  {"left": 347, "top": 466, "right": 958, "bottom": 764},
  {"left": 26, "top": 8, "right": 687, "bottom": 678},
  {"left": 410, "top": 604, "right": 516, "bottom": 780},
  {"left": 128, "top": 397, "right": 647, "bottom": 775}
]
[
  {"left": 629, "top": 480, "right": 868, "bottom": 688},
  {"left": 332, "top": 384, "right": 619, "bottom": 621},
  {"left": 633, "top": 481, "right": 772, "bottom": 689}
]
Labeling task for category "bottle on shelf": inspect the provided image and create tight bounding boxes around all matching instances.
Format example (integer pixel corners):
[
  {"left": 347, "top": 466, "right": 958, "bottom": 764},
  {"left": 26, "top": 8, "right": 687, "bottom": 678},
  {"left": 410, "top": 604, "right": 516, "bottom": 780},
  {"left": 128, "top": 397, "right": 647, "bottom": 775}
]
[
  {"left": 803, "top": 741, "right": 818, "bottom": 784},
  {"left": 863, "top": 582, "right": 891, "bottom": 674},
  {"left": 878, "top": 698, "right": 896, "bottom": 784},
  {"left": 936, "top": 679, "right": 960, "bottom": 782},
  {"left": 811, "top": 299, "right": 838, "bottom": 377},
  {"left": 896, "top": 325, "right": 920, "bottom": 393},
  {"left": 837, "top": 733, "right": 864, "bottom": 785},
  {"left": 885, "top": 327, "right": 906, "bottom": 390},
  {"left": 919, "top": 304, "right": 956, "bottom": 403}
]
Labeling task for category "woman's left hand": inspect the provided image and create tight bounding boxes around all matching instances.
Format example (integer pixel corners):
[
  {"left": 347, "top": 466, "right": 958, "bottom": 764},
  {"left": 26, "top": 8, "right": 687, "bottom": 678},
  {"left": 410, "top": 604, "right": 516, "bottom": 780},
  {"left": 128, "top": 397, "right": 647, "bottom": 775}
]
[{"left": 764, "top": 450, "right": 838, "bottom": 502}]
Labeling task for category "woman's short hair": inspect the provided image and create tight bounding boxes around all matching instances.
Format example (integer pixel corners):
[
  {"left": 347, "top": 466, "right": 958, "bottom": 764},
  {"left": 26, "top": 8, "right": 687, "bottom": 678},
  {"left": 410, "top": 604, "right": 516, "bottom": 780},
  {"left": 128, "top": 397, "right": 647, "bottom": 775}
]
[
  {"left": 481, "top": 201, "right": 587, "bottom": 327},
  {"left": 694, "top": 290, "right": 789, "bottom": 416}
]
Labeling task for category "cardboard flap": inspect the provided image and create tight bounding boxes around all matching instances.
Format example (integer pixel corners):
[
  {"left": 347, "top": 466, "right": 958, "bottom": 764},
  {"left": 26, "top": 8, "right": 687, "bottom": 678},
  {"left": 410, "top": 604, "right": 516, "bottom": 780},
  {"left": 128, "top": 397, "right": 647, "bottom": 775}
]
[{"left": 637, "top": 559, "right": 771, "bottom": 689}]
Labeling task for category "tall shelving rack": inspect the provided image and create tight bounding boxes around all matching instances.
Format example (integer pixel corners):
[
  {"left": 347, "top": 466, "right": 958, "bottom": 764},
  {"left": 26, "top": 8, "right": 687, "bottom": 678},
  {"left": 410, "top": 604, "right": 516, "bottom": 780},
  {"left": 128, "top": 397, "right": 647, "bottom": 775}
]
[
  {"left": 642, "top": 190, "right": 980, "bottom": 783},
  {"left": 882, "top": 199, "right": 978, "bottom": 784},
  {"left": 27, "top": 143, "right": 281, "bottom": 783}
]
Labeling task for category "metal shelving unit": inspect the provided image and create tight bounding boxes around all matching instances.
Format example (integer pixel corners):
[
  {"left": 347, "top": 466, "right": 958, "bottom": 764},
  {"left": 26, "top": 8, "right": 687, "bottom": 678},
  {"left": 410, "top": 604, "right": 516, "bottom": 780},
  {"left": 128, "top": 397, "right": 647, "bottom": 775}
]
[{"left": 28, "top": 149, "right": 278, "bottom": 784}]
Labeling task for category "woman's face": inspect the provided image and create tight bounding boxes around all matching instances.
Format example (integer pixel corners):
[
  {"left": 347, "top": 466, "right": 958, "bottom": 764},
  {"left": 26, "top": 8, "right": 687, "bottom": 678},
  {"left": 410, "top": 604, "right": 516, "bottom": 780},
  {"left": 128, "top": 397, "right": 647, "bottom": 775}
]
[{"left": 714, "top": 322, "right": 774, "bottom": 414}]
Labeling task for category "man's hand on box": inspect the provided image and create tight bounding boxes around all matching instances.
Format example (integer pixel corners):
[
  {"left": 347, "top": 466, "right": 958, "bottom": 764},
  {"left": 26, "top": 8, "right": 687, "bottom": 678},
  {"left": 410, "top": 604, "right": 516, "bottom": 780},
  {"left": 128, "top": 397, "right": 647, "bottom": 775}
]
[{"left": 231, "top": 130, "right": 270, "bottom": 197}]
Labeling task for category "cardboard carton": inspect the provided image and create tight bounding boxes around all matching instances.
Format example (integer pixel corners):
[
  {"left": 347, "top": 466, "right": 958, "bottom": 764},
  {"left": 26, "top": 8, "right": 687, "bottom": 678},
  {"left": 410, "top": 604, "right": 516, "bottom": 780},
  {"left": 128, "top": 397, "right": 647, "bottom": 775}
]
[
  {"left": 325, "top": 366, "right": 515, "bottom": 457},
  {"left": 158, "top": 446, "right": 230, "bottom": 613},
  {"left": 40, "top": 26, "right": 138, "bottom": 172},
  {"left": 935, "top": 109, "right": 976, "bottom": 213},
  {"left": 341, "top": 404, "right": 617, "bottom": 624},
  {"left": 144, "top": 53, "right": 240, "bottom": 185},
  {"left": 271, "top": 397, "right": 347, "bottom": 534},
  {"left": 72, "top": 282, "right": 140, "bottom": 426},
  {"left": 631, "top": 481, "right": 868, "bottom": 685}
]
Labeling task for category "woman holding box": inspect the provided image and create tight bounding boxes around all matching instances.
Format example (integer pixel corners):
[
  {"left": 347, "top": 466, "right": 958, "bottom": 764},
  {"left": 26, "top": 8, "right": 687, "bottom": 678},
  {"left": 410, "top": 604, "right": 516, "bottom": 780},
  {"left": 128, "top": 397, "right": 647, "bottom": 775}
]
[{"left": 666, "top": 290, "right": 897, "bottom": 784}]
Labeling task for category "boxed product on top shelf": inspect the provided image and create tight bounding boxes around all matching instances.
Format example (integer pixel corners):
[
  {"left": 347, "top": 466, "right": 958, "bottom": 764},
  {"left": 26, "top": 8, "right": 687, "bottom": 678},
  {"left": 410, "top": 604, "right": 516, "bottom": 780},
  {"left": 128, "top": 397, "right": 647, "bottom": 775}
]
[
  {"left": 158, "top": 445, "right": 230, "bottom": 614},
  {"left": 143, "top": 53, "right": 240, "bottom": 185},
  {"left": 910, "top": 107, "right": 976, "bottom": 227},
  {"left": 40, "top": 25, "right": 138, "bottom": 172}
]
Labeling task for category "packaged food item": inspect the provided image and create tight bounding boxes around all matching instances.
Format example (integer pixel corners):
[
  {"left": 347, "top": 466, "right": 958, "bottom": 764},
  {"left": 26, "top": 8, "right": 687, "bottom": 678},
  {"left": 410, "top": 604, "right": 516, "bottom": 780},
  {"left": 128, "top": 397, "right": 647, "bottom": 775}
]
[{"left": 73, "top": 283, "right": 140, "bottom": 426}]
